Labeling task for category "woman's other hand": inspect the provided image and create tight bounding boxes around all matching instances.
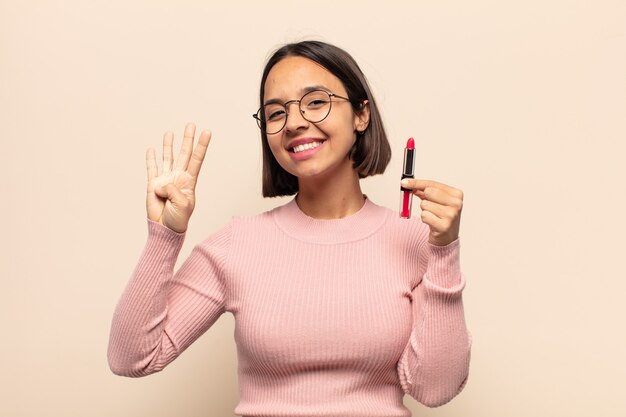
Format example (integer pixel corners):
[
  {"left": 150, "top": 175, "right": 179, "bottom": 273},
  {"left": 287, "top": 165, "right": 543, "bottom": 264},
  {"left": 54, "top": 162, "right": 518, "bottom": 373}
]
[
  {"left": 146, "top": 122, "right": 212, "bottom": 234},
  {"left": 400, "top": 178, "right": 463, "bottom": 246}
]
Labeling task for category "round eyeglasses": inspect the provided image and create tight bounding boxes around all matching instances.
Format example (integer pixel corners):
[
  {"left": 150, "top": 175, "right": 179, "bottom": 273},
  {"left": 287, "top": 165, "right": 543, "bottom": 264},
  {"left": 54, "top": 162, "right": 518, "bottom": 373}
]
[{"left": 253, "top": 89, "right": 351, "bottom": 135}]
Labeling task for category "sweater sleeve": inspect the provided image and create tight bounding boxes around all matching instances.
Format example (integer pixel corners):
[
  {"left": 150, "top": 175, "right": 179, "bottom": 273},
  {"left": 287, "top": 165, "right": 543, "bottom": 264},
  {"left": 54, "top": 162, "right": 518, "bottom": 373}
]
[
  {"left": 107, "top": 218, "right": 232, "bottom": 377},
  {"left": 396, "top": 232, "right": 472, "bottom": 407}
]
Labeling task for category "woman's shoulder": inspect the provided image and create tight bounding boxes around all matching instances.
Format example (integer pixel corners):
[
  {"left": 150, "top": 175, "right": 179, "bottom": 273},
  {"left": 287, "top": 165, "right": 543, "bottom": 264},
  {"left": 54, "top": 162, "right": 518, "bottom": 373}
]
[
  {"left": 367, "top": 200, "right": 429, "bottom": 252},
  {"left": 224, "top": 199, "right": 293, "bottom": 235},
  {"left": 368, "top": 199, "right": 425, "bottom": 231},
  {"left": 231, "top": 199, "right": 290, "bottom": 222}
]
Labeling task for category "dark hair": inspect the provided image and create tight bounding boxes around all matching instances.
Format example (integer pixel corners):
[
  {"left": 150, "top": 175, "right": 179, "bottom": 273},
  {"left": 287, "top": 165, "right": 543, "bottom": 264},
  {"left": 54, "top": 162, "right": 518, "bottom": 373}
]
[{"left": 259, "top": 40, "right": 392, "bottom": 197}]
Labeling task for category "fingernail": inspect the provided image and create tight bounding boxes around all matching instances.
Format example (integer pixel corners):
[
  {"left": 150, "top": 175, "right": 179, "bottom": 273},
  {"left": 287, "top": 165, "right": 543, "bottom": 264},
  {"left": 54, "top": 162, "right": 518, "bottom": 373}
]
[{"left": 401, "top": 179, "right": 410, "bottom": 186}]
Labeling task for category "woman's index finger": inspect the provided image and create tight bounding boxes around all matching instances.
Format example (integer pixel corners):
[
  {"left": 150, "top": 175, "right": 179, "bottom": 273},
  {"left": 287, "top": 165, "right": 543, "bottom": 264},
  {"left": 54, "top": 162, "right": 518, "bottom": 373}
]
[
  {"left": 146, "top": 147, "right": 158, "bottom": 182},
  {"left": 404, "top": 178, "right": 454, "bottom": 192},
  {"left": 187, "top": 130, "right": 212, "bottom": 179}
]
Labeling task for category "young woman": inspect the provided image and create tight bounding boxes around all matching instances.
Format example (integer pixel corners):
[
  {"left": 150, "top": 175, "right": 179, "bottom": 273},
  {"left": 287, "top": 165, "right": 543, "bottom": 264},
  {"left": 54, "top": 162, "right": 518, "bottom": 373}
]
[{"left": 108, "top": 40, "right": 471, "bottom": 416}]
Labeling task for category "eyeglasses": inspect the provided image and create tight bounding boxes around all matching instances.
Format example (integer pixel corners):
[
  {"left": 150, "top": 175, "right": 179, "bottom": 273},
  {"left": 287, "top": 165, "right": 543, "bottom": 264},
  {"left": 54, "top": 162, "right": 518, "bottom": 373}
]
[{"left": 253, "top": 89, "right": 351, "bottom": 135}]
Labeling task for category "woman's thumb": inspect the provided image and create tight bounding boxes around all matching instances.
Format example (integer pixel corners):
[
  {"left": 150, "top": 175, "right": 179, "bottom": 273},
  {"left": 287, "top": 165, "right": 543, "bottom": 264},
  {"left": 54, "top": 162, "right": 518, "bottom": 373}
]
[
  {"left": 159, "top": 183, "right": 188, "bottom": 208},
  {"left": 154, "top": 183, "right": 170, "bottom": 198}
]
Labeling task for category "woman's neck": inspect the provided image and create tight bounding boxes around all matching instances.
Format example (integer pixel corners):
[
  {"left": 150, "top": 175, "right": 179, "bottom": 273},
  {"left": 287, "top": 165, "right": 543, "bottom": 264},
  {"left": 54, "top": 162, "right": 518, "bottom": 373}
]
[{"left": 295, "top": 169, "right": 365, "bottom": 219}]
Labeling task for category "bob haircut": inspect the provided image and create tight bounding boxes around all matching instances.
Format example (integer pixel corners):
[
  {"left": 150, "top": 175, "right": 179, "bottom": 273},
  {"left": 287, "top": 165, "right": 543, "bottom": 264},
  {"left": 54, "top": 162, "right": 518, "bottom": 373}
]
[{"left": 258, "top": 40, "right": 392, "bottom": 197}]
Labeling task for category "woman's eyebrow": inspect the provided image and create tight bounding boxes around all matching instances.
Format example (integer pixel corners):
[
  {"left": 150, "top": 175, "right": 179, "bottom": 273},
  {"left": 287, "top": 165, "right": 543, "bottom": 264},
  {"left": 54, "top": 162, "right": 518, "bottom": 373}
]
[{"left": 263, "top": 85, "right": 331, "bottom": 106}]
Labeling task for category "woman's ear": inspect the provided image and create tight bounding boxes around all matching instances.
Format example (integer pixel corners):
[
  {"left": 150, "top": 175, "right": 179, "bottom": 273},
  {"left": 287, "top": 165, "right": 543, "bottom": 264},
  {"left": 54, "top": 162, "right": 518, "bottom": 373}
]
[{"left": 354, "top": 100, "right": 370, "bottom": 132}]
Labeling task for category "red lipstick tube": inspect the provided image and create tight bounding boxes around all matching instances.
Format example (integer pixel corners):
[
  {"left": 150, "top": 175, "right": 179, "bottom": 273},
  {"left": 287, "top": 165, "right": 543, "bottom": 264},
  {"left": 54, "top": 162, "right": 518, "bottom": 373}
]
[{"left": 400, "top": 137, "right": 415, "bottom": 218}]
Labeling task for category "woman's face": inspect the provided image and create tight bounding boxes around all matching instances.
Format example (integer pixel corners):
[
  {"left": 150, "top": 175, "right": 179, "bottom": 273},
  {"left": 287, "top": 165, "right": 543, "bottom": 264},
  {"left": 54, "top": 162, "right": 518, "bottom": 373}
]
[{"left": 263, "top": 56, "right": 369, "bottom": 182}]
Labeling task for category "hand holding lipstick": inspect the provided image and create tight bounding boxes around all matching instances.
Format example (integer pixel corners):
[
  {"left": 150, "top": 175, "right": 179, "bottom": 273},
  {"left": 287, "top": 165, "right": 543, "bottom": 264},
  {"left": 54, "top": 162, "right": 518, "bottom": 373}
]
[{"left": 400, "top": 178, "right": 463, "bottom": 247}]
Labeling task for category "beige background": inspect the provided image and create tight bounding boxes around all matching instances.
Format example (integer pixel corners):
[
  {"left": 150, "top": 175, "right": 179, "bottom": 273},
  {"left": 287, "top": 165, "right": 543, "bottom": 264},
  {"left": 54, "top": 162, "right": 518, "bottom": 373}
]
[{"left": 1, "top": 1, "right": 625, "bottom": 416}]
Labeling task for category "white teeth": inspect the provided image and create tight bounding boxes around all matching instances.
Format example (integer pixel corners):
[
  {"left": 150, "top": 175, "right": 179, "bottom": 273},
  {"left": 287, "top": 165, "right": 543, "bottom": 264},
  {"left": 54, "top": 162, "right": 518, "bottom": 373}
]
[{"left": 292, "top": 141, "right": 323, "bottom": 153}]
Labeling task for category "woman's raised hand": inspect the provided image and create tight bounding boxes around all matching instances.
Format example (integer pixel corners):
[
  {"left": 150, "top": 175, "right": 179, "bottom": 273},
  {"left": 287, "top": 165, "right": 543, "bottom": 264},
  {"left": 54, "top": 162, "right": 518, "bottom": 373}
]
[
  {"left": 146, "top": 123, "right": 212, "bottom": 233},
  {"left": 400, "top": 178, "right": 463, "bottom": 247}
]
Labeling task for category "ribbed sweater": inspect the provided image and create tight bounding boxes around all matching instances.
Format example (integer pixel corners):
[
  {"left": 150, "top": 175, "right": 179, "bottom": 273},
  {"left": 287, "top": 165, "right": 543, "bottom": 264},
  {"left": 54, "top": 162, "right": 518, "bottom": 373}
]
[{"left": 108, "top": 195, "right": 472, "bottom": 416}]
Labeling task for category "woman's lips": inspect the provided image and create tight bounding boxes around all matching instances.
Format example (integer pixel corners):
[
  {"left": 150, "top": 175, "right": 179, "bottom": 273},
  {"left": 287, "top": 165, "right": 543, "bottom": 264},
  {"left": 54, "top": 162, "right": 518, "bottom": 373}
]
[{"left": 288, "top": 140, "right": 326, "bottom": 161}]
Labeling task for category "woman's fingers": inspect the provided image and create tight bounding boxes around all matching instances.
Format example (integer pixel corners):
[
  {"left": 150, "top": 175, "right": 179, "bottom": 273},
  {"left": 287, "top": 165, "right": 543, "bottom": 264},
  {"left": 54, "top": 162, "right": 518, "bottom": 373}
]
[
  {"left": 400, "top": 177, "right": 463, "bottom": 246},
  {"left": 174, "top": 122, "right": 196, "bottom": 172},
  {"left": 402, "top": 178, "right": 462, "bottom": 195},
  {"left": 162, "top": 130, "right": 174, "bottom": 174},
  {"left": 401, "top": 178, "right": 463, "bottom": 206},
  {"left": 419, "top": 198, "right": 459, "bottom": 219},
  {"left": 155, "top": 123, "right": 211, "bottom": 180},
  {"left": 166, "top": 122, "right": 211, "bottom": 179},
  {"left": 187, "top": 130, "right": 212, "bottom": 179},
  {"left": 146, "top": 147, "right": 158, "bottom": 184},
  {"left": 416, "top": 187, "right": 463, "bottom": 209},
  {"left": 420, "top": 209, "right": 448, "bottom": 228}
]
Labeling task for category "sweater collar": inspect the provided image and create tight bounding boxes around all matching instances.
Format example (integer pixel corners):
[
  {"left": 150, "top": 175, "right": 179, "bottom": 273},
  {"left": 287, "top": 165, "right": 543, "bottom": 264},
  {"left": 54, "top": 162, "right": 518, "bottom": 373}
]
[{"left": 271, "top": 194, "right": 390, "bottom": 244}]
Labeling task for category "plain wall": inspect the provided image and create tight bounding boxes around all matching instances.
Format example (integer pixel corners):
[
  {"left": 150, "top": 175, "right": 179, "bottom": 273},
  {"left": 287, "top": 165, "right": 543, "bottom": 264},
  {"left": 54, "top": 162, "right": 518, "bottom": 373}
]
[{"left": 1, "top": 1, "right": 625, "bottom": 416}]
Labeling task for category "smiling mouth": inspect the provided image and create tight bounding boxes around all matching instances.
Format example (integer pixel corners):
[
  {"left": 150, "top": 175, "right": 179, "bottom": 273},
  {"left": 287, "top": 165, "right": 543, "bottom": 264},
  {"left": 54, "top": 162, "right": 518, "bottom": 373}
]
[{"left": 289, "top": 140, "right": 326, "bottom": 153}]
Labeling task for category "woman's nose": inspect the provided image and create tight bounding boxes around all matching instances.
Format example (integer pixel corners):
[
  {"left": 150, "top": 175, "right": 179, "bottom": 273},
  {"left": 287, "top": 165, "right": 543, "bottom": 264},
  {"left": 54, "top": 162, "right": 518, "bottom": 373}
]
[{"left": 284, "top": 102, "right": 309, "bottom": 132}]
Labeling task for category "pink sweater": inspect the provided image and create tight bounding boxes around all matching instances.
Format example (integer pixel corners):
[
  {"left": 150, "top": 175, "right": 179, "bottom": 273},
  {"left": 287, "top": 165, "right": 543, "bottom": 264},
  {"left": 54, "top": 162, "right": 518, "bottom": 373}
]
[{"left": 108, "top": 196, "right": 472, "bottom": 416}]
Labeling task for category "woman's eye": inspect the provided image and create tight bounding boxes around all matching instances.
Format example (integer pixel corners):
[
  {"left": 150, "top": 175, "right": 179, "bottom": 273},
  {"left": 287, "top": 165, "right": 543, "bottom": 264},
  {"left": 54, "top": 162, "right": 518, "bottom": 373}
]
[
  {"left": 267, "top": 110, "right": 285, "bottom": 120},
  {"left": 308, "top": 100, "right": 327, "bottom": 107}
]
